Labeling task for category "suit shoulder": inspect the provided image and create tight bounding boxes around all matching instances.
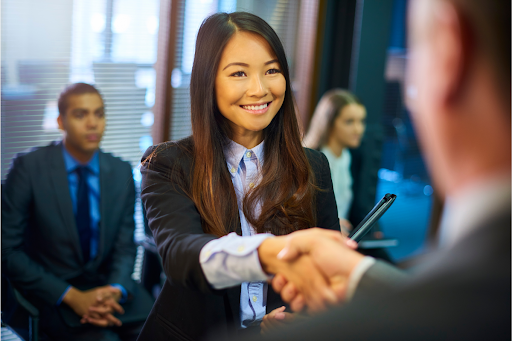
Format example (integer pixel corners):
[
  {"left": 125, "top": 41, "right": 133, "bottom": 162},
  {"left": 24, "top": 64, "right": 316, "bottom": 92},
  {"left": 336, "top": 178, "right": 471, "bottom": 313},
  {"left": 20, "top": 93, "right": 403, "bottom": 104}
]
[
  {"left": 303, "top": 147, "right": 325, "bottom": 161},
  {"left": 10, "top": 141, "right": 61, "bottom": 164},
  {"left": 99, "top": 150, "right": 132, "bottom": 171},
  {"left": 141, "top": 136, "right": 194, "bottom": 167},
  {"left": 303, "top": 147, "right": 328, "bottom": 170}
]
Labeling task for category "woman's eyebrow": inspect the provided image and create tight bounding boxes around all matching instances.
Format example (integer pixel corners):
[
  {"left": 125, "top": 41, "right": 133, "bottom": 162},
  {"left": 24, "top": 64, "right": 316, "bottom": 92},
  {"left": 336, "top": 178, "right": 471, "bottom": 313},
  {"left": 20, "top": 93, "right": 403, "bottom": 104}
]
[
  {"left": 222, "top": 59, "right": 279, "bottom": 71},
  {"left": 222, "top": 62, "right": 249, "bottom": 70}
]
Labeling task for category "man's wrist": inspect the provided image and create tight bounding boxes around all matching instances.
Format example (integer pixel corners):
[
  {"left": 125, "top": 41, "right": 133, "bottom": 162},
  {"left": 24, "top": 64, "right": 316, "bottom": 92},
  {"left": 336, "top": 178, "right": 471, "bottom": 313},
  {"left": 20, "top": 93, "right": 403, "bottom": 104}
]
[
  {"left": 345, "top": 256, "right": 376, "bottom": 300},
  {"left": 62, "top": 286, "right": 79, "bottom": 305},
  {"left": 109, "top": 284, "right": 126, "bottom": 302},
  {"left": 108, "top": 286, "right": 122, "bottom": 301}
]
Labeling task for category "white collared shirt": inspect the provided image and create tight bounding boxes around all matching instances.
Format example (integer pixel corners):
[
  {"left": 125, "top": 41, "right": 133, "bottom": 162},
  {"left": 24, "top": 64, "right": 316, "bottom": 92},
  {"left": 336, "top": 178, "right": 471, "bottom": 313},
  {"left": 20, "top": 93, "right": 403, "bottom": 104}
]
[
  {"left": 439, "top": 177, "right": 511, "bottom": 248},
  {"left": 321, "top": 146, "right": 353, "bottom": 219},
  {"left": 200, "top": 139, "right": 273, "bottom": 328}
]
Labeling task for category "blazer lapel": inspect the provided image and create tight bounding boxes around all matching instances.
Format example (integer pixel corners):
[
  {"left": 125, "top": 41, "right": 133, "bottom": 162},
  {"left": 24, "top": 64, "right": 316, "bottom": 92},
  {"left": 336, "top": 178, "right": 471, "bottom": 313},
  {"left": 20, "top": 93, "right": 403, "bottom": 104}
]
[
  {"left": 96, "top": 151, "right": 113, "bottom": 263},
  {"left": 227, "top": 216, "right": 242, "bottom": 326},
  {"left": 49, "top": 143, "right": 83, "bottom": 263},
  {"left": 226, "top": 286, "right": 242, "bottom": 328}
]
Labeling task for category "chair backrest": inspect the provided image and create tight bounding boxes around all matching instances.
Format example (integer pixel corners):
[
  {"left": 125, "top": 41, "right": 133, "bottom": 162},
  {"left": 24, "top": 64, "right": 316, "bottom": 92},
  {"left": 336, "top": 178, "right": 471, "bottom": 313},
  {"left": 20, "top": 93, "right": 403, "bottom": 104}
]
[{"left": 2, "top": 264, "right": 39, "bottom": 341}]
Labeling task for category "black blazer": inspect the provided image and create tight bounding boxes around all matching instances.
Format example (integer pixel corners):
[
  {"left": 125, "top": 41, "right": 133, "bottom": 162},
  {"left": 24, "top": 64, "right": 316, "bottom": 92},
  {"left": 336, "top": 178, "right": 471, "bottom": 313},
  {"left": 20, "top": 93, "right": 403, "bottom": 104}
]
[
  {"left": 1, "top": 141, "right": 153, "bottom": 326},
  {"left": 137, "top": 137, "right": 340, "bottom": 341}
]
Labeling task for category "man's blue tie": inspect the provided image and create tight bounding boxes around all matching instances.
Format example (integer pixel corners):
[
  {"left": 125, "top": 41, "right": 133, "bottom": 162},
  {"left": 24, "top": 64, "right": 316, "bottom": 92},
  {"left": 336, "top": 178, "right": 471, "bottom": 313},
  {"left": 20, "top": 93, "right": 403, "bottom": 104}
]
[{"left": 75, "top": 166, "right": 91, "bottom": 263}]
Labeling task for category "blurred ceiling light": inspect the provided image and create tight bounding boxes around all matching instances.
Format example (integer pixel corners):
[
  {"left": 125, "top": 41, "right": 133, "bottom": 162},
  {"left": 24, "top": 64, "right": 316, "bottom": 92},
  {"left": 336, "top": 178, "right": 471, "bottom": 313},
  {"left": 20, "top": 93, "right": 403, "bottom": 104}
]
[
  {"left": 147, "top": 16, "right": 159, "bottom": 34},
  {"left": 91, "top": 13, "right": 106, "bottom": 33},
  {"left": 171, "top": 68, "right": 182, "bottom": 88},
  {"left": 141, "top": 111, "right": 155, "bottom": 127},
  {"left": 113, "top": 14, "right": 131, "bottom": 33},
  {"left": 43, "top": 101, "right": 59, "bottom": 131}
]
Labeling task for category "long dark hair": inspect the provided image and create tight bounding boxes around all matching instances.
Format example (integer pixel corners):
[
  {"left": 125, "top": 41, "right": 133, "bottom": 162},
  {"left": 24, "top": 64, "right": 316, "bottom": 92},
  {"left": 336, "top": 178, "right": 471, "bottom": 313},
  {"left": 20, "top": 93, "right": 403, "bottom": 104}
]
[{"left": 185, "top": 12, "right": 317, "bottom": 236}]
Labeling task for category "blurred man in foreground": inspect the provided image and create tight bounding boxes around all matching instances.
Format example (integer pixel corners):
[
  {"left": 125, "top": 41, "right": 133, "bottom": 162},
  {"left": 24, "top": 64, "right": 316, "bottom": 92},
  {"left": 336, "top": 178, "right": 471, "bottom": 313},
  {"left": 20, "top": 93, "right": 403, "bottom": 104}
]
[
  {"left": 2, "top": 83, "right": 153, "bottom": 340},
  {"left": 254, "top": 0, "right": 510, "bottom": 339}
]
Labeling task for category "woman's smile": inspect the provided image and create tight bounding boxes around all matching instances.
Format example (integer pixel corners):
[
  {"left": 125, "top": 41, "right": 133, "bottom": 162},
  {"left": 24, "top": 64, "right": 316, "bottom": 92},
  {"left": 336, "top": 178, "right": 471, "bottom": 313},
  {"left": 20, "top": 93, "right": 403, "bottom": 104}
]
[{"left": 239, "top": 101, "right": 273, "bottom": 114}]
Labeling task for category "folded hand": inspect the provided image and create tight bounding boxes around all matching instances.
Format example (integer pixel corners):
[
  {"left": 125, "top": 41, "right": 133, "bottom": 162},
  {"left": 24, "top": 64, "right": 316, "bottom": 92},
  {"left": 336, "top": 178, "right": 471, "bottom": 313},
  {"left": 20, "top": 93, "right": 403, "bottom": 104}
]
[{"left": 63, "top": 285, "right": 124, "bottom": 327}]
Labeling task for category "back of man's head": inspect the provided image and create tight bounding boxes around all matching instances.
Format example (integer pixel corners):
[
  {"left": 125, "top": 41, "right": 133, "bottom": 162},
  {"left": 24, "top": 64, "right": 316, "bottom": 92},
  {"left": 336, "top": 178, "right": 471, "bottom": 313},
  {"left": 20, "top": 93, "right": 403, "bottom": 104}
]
[
  {"left": 450, "top": 0, "right": 510, "bottom": 107},
  {"left": 407, "top": 0, "right": 510, "bottom": 196},
  {"left": 58, "top": 83, "right": 103, "bottom": 116}
]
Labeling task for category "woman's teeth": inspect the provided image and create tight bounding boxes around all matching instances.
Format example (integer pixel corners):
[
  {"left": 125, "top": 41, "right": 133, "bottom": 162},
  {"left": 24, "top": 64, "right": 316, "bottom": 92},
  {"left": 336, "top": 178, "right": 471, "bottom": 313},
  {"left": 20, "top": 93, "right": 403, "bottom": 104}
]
[{"left": 242, "top": 103, "right": 268, "bottom": 110}]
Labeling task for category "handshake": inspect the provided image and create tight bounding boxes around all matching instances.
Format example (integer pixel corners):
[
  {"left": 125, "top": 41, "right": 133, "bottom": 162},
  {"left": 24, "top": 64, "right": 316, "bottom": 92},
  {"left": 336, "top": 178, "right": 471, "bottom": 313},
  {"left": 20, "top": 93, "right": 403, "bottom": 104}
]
[{"left": 258, "top": 228, "right": 364, "bottom": 313}]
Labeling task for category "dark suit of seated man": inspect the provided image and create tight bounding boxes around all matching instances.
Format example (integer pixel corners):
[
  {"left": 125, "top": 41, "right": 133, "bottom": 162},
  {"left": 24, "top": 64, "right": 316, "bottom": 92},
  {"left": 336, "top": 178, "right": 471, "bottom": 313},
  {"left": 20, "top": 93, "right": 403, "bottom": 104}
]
[{"left": 2, "top": 83, "right": 153, "bottom": 341}]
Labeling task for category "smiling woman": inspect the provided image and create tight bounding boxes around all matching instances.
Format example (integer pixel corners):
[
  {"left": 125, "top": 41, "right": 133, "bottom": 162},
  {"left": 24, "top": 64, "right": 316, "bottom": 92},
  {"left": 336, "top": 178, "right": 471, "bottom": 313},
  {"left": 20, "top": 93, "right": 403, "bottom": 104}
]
[
  {"left": 215, "top": 31, "right": 286, "bottom": 147},
  {"left": 138, "top": 12, "right": 340, "bottom": 340}
]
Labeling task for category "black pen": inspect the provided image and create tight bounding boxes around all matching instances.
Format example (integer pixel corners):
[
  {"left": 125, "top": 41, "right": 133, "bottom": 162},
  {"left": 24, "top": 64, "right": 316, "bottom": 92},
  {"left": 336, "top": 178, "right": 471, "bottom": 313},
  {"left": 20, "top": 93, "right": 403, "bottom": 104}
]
[{"left": 348, "top": 193, "right": 397, "bottom": 242}]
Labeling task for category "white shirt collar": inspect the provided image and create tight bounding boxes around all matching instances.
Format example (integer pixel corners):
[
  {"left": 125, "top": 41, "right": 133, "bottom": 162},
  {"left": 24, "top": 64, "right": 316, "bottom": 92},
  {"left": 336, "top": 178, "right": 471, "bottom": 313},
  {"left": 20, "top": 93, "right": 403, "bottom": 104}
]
[
  {"left": 223, "top": 139, "right": 265, "bottom": 171},
  {"left": 439, "top": 177, "right": 511, "bottom": 248}
]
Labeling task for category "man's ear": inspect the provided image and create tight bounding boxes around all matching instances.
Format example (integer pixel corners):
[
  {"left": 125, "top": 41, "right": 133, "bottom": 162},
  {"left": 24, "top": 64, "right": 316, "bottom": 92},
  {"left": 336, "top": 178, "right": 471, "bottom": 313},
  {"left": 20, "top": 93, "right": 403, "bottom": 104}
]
[
  {"left": 431, "top": 1, "right": 470, "bottom": 106},
  {"left": 57, "top": 114, "right": 65, "bottom": 131}
]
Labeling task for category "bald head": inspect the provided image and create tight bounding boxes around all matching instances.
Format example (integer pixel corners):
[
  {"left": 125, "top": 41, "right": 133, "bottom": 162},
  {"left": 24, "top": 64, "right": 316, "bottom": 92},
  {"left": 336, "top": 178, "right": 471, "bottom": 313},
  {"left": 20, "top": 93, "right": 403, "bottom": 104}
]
[{"left": 406, "top": 0, "right": 511, "bottom": 196}]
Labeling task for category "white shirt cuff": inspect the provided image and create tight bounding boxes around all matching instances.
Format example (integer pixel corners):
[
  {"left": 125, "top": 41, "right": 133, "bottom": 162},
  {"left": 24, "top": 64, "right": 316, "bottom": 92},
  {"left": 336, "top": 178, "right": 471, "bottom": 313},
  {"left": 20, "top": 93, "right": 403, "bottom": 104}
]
[
  {"left": 345, "top": 256, "right": 376, "bottom": 301},
  {"left": 200, "top": 232, "right": 274, "bottom": 289}
]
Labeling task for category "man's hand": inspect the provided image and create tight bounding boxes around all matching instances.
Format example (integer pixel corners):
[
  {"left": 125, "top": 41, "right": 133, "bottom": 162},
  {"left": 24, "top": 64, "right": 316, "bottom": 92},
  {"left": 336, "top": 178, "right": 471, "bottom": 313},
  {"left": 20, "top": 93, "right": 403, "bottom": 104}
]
[
  {"left": 258, "top": 229, "right": 357, "bottom": 313},
  {"left": 260, "top": 306, "right": 298, "bottom": 335},
  {"left": 270, "top": 228, "right": 363, "bottom": 311},
  {"left": 63, "top": 285, "right": 125, "bottom": 327}
]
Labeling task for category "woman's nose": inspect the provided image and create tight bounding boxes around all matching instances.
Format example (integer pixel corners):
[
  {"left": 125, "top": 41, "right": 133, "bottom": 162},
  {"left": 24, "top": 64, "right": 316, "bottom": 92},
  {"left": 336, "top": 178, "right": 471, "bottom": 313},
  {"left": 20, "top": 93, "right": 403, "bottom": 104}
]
[{"left": 246, "top": 74, "right": 268, "bottom": 98}]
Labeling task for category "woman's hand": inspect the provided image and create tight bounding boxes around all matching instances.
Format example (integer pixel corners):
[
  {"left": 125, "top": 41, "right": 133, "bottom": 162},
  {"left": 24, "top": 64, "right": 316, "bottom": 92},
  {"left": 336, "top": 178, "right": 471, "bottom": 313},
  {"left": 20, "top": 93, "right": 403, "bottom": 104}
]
[
  {"left": 260, "top": 306, "right": 296, "bottom": 335},
  {"left": 259, "top": 229, "right": 358, "bottom": 313},
  {"left": 339, "top": 218, "right": 353, "bottom": 237}
]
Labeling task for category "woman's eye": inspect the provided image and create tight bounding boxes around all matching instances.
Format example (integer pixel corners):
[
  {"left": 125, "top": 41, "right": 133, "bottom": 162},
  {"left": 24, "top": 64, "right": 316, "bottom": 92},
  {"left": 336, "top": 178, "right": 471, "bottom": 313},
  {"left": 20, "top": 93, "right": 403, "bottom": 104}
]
[
  {"left": 231, "top": 71, "right": 246, "bottom": 77},
  {"left": 266, "top": 68, "right": 281, "bottom": 75}
]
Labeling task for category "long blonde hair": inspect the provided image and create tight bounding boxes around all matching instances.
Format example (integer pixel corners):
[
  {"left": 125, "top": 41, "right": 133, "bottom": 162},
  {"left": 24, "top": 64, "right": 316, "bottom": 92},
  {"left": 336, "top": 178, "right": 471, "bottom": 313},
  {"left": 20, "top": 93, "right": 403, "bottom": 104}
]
[{"left": 303, "top": 89, "right": 363, "bottom": 149}]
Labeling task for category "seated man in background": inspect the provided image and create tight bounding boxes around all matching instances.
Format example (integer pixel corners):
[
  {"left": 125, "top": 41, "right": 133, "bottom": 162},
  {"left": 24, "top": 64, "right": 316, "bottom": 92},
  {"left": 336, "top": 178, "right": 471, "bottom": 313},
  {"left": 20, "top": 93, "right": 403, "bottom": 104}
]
[
  {"left": 2, "top": 83, "right": 153, "bottom": 341},
  {"left": 252, "top": 0, "right": 510, "bottom": 339}
]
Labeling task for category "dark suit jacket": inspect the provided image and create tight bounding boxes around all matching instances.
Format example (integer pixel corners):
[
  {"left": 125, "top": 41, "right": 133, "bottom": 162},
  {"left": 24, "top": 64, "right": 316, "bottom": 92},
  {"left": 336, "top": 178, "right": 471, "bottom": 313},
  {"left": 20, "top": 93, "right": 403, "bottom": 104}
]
[
  {"left": 1, "top": 141, "right": 152, "bottom": 326},
  {"left": 137, "top": 137, "right": 340, "bottom": 341},
  {"left": 321, "top": 146, "right": 392, "bottom": 262},
  {"left": 348, "top": 147, "right": 377, "bottom": 227},
  {"left": 240, "top": 199, "right": 511, "bottom": 341}
]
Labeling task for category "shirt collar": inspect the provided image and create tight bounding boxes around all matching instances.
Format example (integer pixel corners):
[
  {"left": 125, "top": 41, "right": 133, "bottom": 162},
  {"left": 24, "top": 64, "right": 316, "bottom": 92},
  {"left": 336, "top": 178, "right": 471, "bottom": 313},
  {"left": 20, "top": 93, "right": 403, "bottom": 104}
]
[
  {"left": 321, "top": 146, "right": 348, "bottom": 162},
  {"left": 438, "top": 176, "right": 511, "bottom": 248},
  {"left": 223, "top": 139, "right": 265, "bottom": 171},
  {"left": 62, "top": 142, "right": 100, "bottom": 175}
]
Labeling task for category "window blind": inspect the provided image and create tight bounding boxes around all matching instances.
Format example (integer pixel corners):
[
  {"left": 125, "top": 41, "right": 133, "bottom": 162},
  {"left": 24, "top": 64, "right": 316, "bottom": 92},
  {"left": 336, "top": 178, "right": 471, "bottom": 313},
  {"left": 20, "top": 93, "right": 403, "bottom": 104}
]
[
  {"left": 2, "top": 0, "right": 160, "bottom": 181},
  {"left": 2, "top": 0, "right": 161, "bottom": 265}
]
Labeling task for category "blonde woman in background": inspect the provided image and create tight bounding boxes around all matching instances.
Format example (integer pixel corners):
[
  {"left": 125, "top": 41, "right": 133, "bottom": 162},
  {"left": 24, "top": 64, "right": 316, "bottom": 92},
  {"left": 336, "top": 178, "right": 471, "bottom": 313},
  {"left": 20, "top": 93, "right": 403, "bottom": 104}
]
[
  {"left": 304, "top": 89, "right": 367, "bottom": 234},
  {"left": 303, "top": 89, "right": 393, "bottom": 263}
]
